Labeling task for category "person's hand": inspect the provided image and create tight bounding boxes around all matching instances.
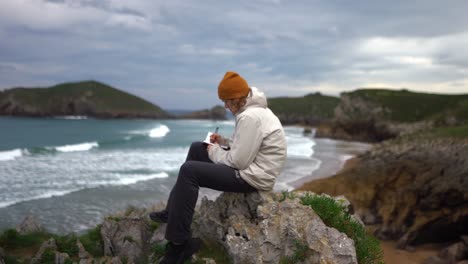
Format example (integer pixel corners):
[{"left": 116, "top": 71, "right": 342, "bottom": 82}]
[{"left": 210, "top": 133, "right": 221, "bottom": 144}]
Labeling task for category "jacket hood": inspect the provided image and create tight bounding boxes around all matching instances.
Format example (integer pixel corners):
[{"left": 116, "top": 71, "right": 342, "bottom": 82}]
[{"left": 241, "top": 87, "right": 267, "bottom": 111}]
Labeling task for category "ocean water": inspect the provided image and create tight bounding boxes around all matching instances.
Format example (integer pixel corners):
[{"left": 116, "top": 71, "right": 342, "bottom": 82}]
[{"left": 0, "top": 116, "right": 369, "bottom": 234}]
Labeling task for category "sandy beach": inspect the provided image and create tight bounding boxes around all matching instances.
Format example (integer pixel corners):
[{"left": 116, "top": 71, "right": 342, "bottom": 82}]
[{"left": 381, "top": 241, "right": 441, "bottom": 264}]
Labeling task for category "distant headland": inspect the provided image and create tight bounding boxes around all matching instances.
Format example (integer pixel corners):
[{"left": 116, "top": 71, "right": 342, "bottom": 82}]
[{"left": 0, "top": 81, "right": 227, "bottom": 120}]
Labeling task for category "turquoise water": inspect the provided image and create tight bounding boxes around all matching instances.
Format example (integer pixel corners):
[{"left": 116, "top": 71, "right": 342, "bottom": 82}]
[{"left": 0, "top": 116, "right": 368, "bottom": 234}]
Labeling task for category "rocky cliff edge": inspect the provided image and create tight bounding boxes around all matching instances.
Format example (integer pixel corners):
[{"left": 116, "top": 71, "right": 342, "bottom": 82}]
[{"left": 1, "top": 192, "right": 359, "bottom": 264}]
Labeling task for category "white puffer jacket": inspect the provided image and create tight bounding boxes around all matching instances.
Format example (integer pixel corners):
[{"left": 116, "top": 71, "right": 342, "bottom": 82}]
[{"left": 208, "top": 87, "right": 287, "bottom": 191}]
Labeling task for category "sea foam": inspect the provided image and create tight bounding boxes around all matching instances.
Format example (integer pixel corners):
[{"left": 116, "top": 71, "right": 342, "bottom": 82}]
[
  {"left": 0, "top": 172, "right": 170, "bottom": 209},
  {"left": 0, "top": 188, "right": 81, "bottom": 209},
  {"left": 0, "top": 149, "right": 23, "bottom": 161},
  {"left": 286, "top": 135, "right": 315, "bottom": 158},
  {"left": 55, "top": 142, "right": 99, "bottom": 152},
  {"left": 113, "top": 172, "right": 169, "bottom": 185},
  {"left": 54, "top": 116, "right": 88, "bottom": 120},
  {"left": 149, "top": 125, "right": 170, "bottom": 138},
  {"left": 340, "top": 154, "right": 355, "bottom": 162}
]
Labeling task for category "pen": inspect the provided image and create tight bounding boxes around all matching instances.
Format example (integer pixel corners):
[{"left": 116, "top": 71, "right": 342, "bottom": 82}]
[{"left": 215, "top": 127, "right": 219, "bottom": 134}]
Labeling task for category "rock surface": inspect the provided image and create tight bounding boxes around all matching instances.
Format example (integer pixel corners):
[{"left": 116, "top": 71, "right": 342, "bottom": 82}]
[
  {"left": 30, "top": 238, "right": 57, "bottom": 264},
  {"left": 192, "top": 192, "right": 357, "bottom": 264},
  {"left": 55, "top": 252, "right": 70, "bottom": 264},
  {"left": 16, "top": 215, "right": 43, "bottom": 234},
  {"left": 315, "top": 93, "right": 436, "bottom": 142},
  {"left": 77, "top": 239, "right": 92, "bottom": 259},
  {"left": 101, "top": 217, "right": 152, "bottom": 263},
  {"left": 4, "top": 193, "right": 359, "bottom": 263},
  {"left": 438, "top": 241, "right": 468, "bottom": 263},
  {"left": 424, "top": 238, "right": 468, "bottom": 264},
  {"left": 0, "top": 247, "right": 5, "bottom": 264},
  {"left": 299, "top": 137, "right": 468, "bottom": 248}
]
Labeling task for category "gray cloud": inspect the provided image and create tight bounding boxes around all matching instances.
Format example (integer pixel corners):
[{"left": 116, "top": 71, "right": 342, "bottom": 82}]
[
  {"left": 1, "top": 0, "right": 468, "bottom": 109},
  {"left": 44, "top": 0, "right": 147, "bottom": 18}
]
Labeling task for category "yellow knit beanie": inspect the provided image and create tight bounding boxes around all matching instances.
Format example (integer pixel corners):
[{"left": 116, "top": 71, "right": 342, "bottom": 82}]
[{"left": 218, "top": 71, "right": 250, "bottom": 100}]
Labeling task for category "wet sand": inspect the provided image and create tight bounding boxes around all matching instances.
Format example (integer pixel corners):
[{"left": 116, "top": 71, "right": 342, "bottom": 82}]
[{"left": 381, "top": 241, "right": 441, "bottom": 264}]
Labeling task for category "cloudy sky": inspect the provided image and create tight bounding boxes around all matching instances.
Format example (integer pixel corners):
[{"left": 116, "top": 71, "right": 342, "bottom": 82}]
[{"left": 1, "top": 0, "right": 468, "bottom": 110}]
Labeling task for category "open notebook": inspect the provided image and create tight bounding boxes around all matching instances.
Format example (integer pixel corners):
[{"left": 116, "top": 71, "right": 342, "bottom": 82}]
[{"left": 203, "top": 132, "right": 229, "bottom": 150}]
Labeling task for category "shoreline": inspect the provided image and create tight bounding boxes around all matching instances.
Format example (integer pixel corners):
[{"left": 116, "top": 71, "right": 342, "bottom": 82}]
[{"left": 290, "top": 137, "right": 372, "bottom": 189}]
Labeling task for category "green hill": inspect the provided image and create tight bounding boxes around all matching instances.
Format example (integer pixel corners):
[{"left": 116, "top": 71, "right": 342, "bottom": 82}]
[
  {"left": 0, "top": 81, "right": 169, "bottom": 118},
  {"left": 268, "top": 92, "right": 340, "bottom": 125},
  {"left": 342, "top": 89, "right": 468, "bottom": 124}
]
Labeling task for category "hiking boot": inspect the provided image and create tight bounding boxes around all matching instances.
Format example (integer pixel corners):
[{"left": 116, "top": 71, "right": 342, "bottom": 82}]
[
  {"left": 181, "top": 237, "right": 202, "bottom": 262},
  {"left": 159, "top": 237, "right": 202, "bottom": 264},
  {"left": 159, "top": 242, "right": 184, "bottom": 264},
  {"left": 149, "top": 209, "right": 169, "bottom": 223}
]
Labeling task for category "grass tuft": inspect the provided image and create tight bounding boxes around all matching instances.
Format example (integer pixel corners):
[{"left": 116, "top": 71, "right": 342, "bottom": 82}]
[
  {"left": 279, "top": 190, "right": 296, "bottom": 202},
  {"left": 191, "top": 240, "right": 231, "bottom": 264},
  {"left": 301, "top": 194, "right": 384, "bottom": 264},
  {"left": 38, "top": 248, "right": 55, "bottom": 264},
  {"left": 0, "top": 229, "right": 51, "bottom": 250},
  {"left": 3, "top": 255, "right": 21, "bottom": 264},
  {"left": 124, "top": 205, "right": 137, "bottom": 217},
  {"left": 147, "top": 220, "right": 159, "bottom": 233},
  {"left": 54, "top": 233, "right": 79, "bottom": 257},
  {"left": 151, "top": 243, "right": 166, "bottom": 261},
  {"left": 78, "top": 225, "right": 104, "bottom": 257}
]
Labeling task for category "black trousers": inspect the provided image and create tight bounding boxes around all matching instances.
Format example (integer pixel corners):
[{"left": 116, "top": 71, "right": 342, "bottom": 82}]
[{"left": 165, "top": 142, "right": 257, "bottom": 243}]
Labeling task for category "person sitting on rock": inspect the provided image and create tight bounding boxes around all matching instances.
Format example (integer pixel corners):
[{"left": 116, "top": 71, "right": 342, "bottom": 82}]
[{"left": 150, "top": 71, "right": 287, "bottom": 264}]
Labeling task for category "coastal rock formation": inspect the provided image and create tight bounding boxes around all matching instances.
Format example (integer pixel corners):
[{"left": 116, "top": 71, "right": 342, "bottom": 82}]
[
  {"left": 3, "top": 193, "right": 358, "bottom": 263},
  {"left": 424, "top": 237, "right": 468, "bottom": 264},
  {"left": 192, "top": 192, "right": 357, "bottom": 264},
  {"left": 77, "top": 239, "right": 92, "bottom": 259},
  {"left": 55, "top": 252, "right": 70, "bottom": 264},
  {"left": 315, "top": 92, "right": 433, "bottom": 142},
  {"left": 315, "top": 89, "right": 468, "bottom": 142},
  {"left": 30, "top": 238, "right": 58, "bottom": 264},
  {"left": 16, "top": 215, "right": 43, "bottom": 234},
  {"left": 298, "top": 137, "right": 468, "bottom": 249},
  {"left": 101, "top": 216, "right": 152, "bottom": 263}
]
